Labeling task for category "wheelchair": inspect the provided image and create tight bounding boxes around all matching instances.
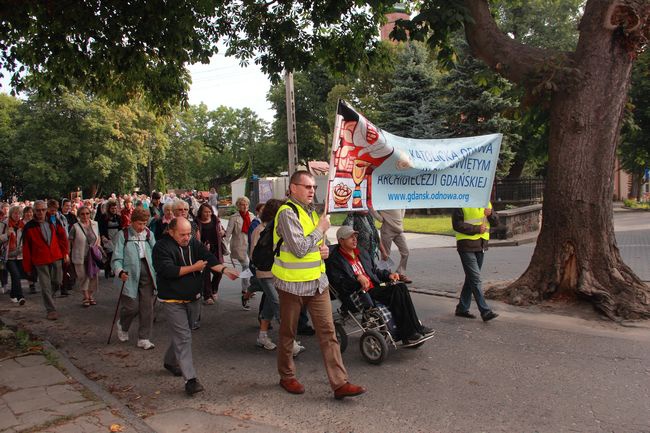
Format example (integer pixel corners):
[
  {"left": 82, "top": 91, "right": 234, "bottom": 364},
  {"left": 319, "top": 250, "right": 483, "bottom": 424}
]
[{"left": 329, "top": 282, "right": 434, "bottom": 365}]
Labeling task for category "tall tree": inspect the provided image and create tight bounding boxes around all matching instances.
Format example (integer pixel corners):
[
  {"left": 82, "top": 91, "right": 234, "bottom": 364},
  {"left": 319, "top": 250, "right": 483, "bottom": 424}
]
[
  {"left": 9, "top": 92, "right": 142, "bottom": 198},
  {"left": 164, "top": 104, "right": 269, "bottom": 189},
  {"left": 0, "top": 94, "right": 22, "bottom": 198},
  {"left": 378, "top": 42, "right": 443, "bottom": 138},
  {"left": 326, "top": 41, "right": 398, "bottom": 125},
  {"left": 435, "top": 42, "right": 519, "bottom": 177},
  {"left": 494, "top": 0, "right": 584, "bottom": 179},
  {"left": 398, "top": 0, "right": 650, "bottom": 318}
]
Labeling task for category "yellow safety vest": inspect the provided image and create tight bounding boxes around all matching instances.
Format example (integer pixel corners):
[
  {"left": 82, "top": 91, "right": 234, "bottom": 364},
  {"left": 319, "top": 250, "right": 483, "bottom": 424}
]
[
  {"left": 271, "top": 200, "right": 325, "bottom": 282},
  {"left": 455, "top": 203, "right": 493, "bottom": 242}
]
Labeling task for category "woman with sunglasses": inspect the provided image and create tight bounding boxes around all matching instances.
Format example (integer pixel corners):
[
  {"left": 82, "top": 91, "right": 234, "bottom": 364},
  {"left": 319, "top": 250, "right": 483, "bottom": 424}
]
[{"left": 68, "top": 206, "right": 101, "bottom": 307}]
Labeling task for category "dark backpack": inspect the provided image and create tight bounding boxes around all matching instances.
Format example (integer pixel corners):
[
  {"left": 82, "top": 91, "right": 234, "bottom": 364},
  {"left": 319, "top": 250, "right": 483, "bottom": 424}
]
[{"left": 252, "top": 202, "right": 298, "bottom": 272}]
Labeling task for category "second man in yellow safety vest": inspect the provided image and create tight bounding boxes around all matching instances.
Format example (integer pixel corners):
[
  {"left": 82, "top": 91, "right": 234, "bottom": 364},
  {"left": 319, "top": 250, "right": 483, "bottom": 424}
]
[{"left": 452, "top": 204, "right": 499, "bottom": 322}]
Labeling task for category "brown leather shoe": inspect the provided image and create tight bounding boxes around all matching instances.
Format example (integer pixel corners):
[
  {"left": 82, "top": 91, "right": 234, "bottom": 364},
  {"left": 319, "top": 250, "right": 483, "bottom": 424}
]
[
  {"left": 280, "top": 378, "right": 305, "bottom": 394},
  {"left": 46, "top": 311, "right": 58, "bottom": 321},
  {"left": 334, "top": 382, "right": 366, "bottom": 400},
  {"left": 398, "top": 274, "right": 413, "bottom": 284}
]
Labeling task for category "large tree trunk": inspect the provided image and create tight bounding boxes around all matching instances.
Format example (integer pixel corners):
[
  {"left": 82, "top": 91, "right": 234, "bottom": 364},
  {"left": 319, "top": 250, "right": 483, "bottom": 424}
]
[{"left": 464, "top": 0, "right": 650, "bottom": 319}]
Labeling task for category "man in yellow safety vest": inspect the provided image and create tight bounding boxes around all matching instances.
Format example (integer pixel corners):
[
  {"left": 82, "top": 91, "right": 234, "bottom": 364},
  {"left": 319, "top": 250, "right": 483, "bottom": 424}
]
[
  {"left": 452, "top": 203, "right": 499, "bottom": 322},
  {"left": 273, "top": 170, "right": 366, "bottom": 400}
]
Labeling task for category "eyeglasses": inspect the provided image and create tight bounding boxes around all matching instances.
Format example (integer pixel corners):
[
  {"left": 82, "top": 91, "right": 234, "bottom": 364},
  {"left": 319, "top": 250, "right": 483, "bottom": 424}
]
[
  {"left": 79, "top": 212, "right": 90, "bottom": 215},
  {"left": 294, "top": 183, "right": 318, "bottom": 191}
]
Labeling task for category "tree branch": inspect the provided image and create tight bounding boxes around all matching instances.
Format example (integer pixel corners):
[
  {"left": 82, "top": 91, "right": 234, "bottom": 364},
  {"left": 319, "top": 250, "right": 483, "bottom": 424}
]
[{"left": 463, "top": 0, "right": 563, "bottom": 87}]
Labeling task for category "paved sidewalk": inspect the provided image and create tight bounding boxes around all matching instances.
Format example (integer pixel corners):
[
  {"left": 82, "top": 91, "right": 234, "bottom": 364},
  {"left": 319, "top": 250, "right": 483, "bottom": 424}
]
[{"left": 0, "top": 325, "right": 153, "bottom": 433}]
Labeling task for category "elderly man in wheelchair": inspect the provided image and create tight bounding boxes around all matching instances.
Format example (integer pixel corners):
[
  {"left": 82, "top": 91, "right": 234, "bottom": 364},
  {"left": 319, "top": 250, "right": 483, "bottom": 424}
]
[{"left": 326, "top": 225, "right": 434, "bottom": 348}]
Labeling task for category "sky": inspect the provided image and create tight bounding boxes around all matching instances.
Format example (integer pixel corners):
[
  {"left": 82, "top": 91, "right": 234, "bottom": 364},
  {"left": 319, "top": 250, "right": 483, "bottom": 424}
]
[
  {"left": 187, "top": 53, "right": 275, "bottom": 122},
  {"left": 0, "top": 53, "right": 276, "bottom": 122}
]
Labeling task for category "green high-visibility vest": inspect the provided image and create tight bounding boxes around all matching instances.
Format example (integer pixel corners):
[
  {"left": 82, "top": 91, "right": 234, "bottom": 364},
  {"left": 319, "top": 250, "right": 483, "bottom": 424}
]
[
  {"left": 455, "top": 203, "right": 493, "bottom": 242},
  {"left": 271, "top": 200, "right": 325, "bottom": 282}
]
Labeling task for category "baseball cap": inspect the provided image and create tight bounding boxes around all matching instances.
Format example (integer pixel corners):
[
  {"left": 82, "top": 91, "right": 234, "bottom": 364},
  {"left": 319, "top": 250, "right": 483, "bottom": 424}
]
[{"left": 336, "top": 226, "right": 358, "bottom": 240}]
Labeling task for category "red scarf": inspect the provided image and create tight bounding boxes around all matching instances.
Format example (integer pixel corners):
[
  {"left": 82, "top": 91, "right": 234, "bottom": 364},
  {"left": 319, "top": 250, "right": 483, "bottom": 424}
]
[
  {"left": 240, "top": 211, "right": 251, "bottom": 234},
  {"left": 339, "top": 247, "right": 375, "bottom": 291},
  {"left": 7, "top": 218, "right": 24, "bottom": 252}
]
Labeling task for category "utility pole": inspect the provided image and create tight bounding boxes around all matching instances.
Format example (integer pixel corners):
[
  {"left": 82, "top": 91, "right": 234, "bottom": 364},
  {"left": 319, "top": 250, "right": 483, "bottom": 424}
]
[{"left": 285, "top": 70, "right": 298, "bottom": 176}]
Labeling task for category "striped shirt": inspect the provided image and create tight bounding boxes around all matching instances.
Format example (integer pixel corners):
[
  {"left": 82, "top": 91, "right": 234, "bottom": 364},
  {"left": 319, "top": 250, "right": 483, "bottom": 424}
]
[{"left": 273, "top": 197, "right": 328, "bottom": 296}]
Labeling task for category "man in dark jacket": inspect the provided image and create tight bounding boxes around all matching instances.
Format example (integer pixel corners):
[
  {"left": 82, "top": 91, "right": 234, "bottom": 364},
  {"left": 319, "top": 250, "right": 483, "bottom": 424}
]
[
  {"left": 152, "top": 217, "right": 238, "bottom": 396},
  {"left": 148, "top": 191, "right": 163, "bottom": 235},
  {"left": 59, "top": 198, "right": 77, "bottom": 295},
  {"left": 452, "top": 204, "right": 499, "bottom": 322},
  {"left": 326, "top": 226, "right": 432, "bottom": 344},
  {"left": 22, "top": 200, "right": 70, "bottom": 320}
]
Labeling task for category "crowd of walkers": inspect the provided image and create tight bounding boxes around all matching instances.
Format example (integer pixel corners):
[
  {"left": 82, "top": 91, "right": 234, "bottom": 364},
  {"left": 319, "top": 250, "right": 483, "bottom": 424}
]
[
  {"left": 0, "top": 173, "right": 498, "bottom": 399},
  {"left": 0, "top": 189, "right": 223, "bottom": 314}
]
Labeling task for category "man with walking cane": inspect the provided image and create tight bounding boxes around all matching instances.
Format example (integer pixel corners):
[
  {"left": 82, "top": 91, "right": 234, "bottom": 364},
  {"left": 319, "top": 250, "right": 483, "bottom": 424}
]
[{"left": 152, "top": 217, "right": 239, "bottom": 396}]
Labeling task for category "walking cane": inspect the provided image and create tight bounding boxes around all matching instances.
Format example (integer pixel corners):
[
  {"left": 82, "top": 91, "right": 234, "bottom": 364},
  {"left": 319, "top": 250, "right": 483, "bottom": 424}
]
[{"left": 107, "top": 279, "right": 126, "bottom": 345}]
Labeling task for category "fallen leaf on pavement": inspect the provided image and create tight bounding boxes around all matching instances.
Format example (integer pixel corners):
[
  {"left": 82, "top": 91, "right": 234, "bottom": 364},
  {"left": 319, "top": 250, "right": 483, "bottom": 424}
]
[{"left": 109, "top": 424, "right": 124, "bottom": 432}]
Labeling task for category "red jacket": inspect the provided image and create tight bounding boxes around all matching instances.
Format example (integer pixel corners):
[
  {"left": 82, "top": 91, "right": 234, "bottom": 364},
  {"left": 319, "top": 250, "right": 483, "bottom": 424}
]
[
  {"left": 120, "top": 207, "right": 133, "bottom": 228},
  {"left": 22, "top": 219, "right": 69, "bottom": 274}
]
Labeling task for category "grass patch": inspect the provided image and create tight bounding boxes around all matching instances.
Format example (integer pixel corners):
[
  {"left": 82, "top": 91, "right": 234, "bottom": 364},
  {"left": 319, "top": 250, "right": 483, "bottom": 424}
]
[
  {"left": 329, "top": 213, "right": 454, "bottom": 235},
  {"left": 43, "top": 350, "right": 60, "bottom": 367},
  {"left": 403, "top": 215, "right": 454, "bottom": 235},
  {"left": 623, "top": 199, "right": 650, "bottom": 210},
  {"left": 15, "top": 329, "right": 42, "bottom": 353},
  {"left": 329, "top": 213, "right": 348, "bottom": 226}
]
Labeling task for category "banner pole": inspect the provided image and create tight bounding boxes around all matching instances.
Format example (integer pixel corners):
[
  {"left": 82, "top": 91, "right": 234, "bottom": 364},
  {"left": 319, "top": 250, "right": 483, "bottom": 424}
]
[{"left": 326, "top": 103, "right": 343, "bottom": 215}]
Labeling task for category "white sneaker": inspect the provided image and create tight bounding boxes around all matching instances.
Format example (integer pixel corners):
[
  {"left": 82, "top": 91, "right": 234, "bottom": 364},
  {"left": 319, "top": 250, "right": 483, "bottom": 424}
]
[
  {"left": 0, "top": 285, "right": 6, "bottom": 294},
  {"left": 10, "top": 297, "right": 18, "bottom": 303},
  {"left": 137, "top": 339, "right": 155, "bottom": 350},
  {"left": 116, "top": 320, "right": 129, "bottom": 342},
  {"left": 292, "top": 340, "right": 305, "bottom": 357},
  {"left": 256, "top": 334, "right": 277, "bottom": 351}
]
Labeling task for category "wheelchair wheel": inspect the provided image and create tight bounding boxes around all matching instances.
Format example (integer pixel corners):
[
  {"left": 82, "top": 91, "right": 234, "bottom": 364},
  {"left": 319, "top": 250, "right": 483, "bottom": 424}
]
[
  {"left": 359, "top": 329, "right": 388, "bottom": 365},
  {"left": 335, "top": 322, "right": 348, "bottom": 353}
]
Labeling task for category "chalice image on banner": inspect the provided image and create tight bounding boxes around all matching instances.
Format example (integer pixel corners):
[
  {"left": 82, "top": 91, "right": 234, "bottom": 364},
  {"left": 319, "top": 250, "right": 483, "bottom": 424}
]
[{"left": 351, "top": 160, "right": 371, "bottom": 208}]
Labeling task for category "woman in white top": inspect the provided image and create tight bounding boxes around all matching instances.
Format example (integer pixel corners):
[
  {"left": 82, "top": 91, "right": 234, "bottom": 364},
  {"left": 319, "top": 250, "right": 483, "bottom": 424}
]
[
  {"left": 225, "top": 196, "right": 255, "bottom": 303},
  {"left": 68, "top": 206, "right": 101, "bottom": 307}
]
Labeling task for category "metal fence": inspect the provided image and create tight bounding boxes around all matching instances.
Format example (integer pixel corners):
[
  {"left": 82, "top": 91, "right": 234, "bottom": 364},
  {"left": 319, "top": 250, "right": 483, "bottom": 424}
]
[{"left": 494, "top": 178, "right": 544, "bottom": 202}]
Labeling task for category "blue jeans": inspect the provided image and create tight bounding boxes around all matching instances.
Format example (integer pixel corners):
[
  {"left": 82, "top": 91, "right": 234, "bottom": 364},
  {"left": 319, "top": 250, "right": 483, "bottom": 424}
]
[
  {"left": 457, "top": 251, "right": 491, "bottom": 316},
  {"left": 257, "top": 277, "right": 280, "bottom": 322},
  {"left": 6, "top": 259, "right": 24, "bottom": 299}
]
